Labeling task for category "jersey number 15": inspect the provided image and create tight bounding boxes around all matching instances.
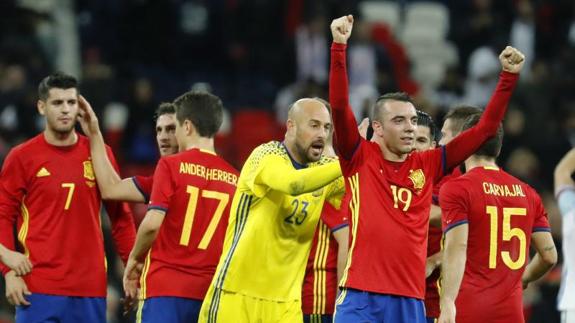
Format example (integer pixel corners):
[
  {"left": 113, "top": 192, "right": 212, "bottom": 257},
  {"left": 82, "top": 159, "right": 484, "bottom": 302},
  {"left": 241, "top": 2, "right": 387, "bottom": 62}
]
[{"left": 486, "top": 206, "right": 527, "bottom": 270}]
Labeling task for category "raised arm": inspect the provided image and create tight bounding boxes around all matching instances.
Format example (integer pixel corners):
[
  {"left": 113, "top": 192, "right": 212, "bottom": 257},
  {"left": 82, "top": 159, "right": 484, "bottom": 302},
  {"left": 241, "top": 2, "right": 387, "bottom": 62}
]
[
  {"left": 77, "top": 96, "right": 146, "bottom": 202},
  {"left": 555, "top": 148, "right": 575, "bottom": 191},
  {"left": 442, "top": 47, "right": 523, "bottom": 171},
  {"left": 329, "top": 15, "right": 362, "bottom": 160}
]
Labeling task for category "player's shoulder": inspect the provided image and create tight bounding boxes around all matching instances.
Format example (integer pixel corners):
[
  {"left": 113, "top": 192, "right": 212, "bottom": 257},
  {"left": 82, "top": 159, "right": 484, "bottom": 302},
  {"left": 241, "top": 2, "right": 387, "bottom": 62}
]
[
  {"left": 10, "top": 134, "right": 44, "bottom": 154},
  {"left": 313, "top": 154, "right": 338, "bottom": 167},
  {"left": 246, "top": 141, "right": 286, "bottom": 162},
  {"left": 439, "top": 174, "right": 471, "bottom": 196}
]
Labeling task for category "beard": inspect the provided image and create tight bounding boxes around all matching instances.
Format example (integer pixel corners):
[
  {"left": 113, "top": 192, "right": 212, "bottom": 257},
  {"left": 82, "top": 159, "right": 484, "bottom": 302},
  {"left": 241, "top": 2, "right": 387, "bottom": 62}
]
[{"left": 295, "top": 140, "right": 323, "bottom": 163}]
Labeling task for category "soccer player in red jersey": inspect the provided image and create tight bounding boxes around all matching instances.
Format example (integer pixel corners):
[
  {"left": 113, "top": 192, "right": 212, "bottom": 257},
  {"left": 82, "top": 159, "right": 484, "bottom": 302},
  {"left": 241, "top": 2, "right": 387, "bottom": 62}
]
[
  {"left": 80, "top": 101, "right": 179, "bottom": 203},
  {"left": 438, "top": 113, "right": 557, "bottom": 323},
  {"left": 0, "top": 73, "right": 136, "bottom": 322},
  {"left": 425, "top": 106, "right": 481, "bottom": 323},
  {"left": 328, "top": 15, "right": 525, "bottom": 322},
  {"left": 121, "top": 91, "right": 238, "bottom": 323}
]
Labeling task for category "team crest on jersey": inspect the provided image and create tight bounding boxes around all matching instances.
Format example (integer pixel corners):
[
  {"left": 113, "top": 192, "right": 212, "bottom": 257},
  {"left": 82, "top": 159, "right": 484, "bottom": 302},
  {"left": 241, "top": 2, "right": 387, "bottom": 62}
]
[
  {"left": 408, "top": 169, "right": 425, "bottom": 191},
  {"left": 83, "top": 161, "right": 95, "bottom": 181}
]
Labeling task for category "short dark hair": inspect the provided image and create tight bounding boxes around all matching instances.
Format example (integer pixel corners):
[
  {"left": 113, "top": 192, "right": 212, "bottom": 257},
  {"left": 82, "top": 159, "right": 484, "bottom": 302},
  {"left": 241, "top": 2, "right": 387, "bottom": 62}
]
[
  {"left": 38, "top": 72, "right": 78, "bottom": 101},
  {"left": 443, "top": 105, "right": 482, "bottom": 135},
  {"left": 372, "top": 92, "right": 413, "bottom": 121},
  {"left": 461, "top": 113, "right": 503, "bottom": 158},
  {"left": 173, "top": 91, "right": 223, "bottom": 138},
  {"left": 154, "top": 102, "right": 176, "bottom": 121},
  {"left": 417, "top": 110, "right": 439, "bottom": 143}
]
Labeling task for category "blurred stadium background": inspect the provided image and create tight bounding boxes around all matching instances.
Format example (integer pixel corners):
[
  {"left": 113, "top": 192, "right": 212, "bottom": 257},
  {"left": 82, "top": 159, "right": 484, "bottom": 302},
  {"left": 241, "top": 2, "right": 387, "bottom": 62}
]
[{"left": 0, "top": 0, "right": 573, "bottom": 322}]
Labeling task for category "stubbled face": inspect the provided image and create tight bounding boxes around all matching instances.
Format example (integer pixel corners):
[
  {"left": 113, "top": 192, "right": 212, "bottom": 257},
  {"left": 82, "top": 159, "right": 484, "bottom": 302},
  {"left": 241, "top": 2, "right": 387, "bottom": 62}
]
[
  {"left": 38, "top": 88, "right": 78, "bottom": 134},
  {"left": 156, "top": 113, "right": 178, "bottom": 156},
  {"left": 289, "top": 100, "right": 332, "bottom": 163},
  {"left": 439, "top": 118, "right": 457, "bottom": 146},
  {"left": 374, "top": 100, "right": 418, "bottom": 155},
  {"left": 414, "top": 125, "right": 435, "bottom": 152}
]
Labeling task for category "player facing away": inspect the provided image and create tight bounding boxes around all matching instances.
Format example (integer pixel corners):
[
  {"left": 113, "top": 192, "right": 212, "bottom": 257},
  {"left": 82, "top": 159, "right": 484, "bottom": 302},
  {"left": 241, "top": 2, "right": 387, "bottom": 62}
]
[
  {"left": 78, "top": 99, "right": 179, "bottom": 203},
  {"left": 119, "top": 91, "right": 238, "bottom": 323},
  {"left": 302, "top": 138, "right": 350, "bottom": 323},
  {"left": 0, "top": 73, "right": 136, "bottom": 323},
  {"left": 554, "top": 148, "right": 575, "bottom": 323},
  {"left": 424, "top": 106, "right": 481, "bottom": 323},
  {"left": 329, "top": 15, "right": 524, "bottom": 322},
  {"left": 199, "top": 98, "right": 345, "bottom": 323},
  {"left": 438, "top": 113, "right": 557, "bottom": 323}
]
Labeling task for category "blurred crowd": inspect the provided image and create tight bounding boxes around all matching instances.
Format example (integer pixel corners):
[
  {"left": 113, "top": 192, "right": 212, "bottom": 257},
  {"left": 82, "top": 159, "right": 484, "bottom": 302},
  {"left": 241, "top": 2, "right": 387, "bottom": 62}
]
[{"left": 0, "top": 0, "right": 574, "bottom": 322}]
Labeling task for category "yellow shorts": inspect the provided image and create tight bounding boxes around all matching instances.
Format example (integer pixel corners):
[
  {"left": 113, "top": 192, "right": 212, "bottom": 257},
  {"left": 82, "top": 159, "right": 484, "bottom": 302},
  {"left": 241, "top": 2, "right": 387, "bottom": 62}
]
[{"left": 199, "top": 287, "right": 302, "bottom": 323}]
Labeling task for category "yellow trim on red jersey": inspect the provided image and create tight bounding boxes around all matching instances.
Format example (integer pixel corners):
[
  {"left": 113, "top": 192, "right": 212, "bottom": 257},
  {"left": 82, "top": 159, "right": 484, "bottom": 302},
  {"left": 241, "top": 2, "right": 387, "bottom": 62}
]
[
  {"left": 312, "top": 222, "right": 330, "bottom": 314},
  {"left": 18, "top": 203, "right": 30, "bottom": 257},
  {"left": 136, "top": 299, "right": 144, "bottom": 323},
  {"left": 139, "top": 250, "right": 152, "bottom": 300},
  {"left": 340, "top": 173, "right": 360, "bottom": 286}
]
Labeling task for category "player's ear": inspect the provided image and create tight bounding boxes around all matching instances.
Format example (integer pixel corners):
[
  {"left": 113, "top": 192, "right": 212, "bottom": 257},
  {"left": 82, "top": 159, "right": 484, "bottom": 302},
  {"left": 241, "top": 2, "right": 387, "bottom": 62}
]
[
  {"left": 37, "top": 100, "right": 46, "bottom": 116},
  {"left": 372, "top": 120, "right": 384, "bottom": 137},
  {"left": 184, "top": 119, "right": 195, "bottom": 136},
  {"left": 286, "top": 118, "right": 296, "bottom": 135}
]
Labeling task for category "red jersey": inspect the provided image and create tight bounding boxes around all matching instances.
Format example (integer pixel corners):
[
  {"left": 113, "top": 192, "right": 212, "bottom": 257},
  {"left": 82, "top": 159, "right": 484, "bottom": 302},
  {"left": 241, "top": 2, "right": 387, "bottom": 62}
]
[
  {"left": 329, "top": 42, "right": 518, "bottom": 299},
  {"left": 140, "top": 149, "right": 238, "bottom": 300},
  {"left": 439, "top": 167, "right": 551, "bottom": 322},
  {"left": 302, "top": 195, "right": 349, "bottom": 315},
  {"left": 0, "top": 134, "right": 135, "bottom": 297},
  {"left": 425, "top": 167, "right": 462, "bottom": 317},
  {"left": 132, "top": 175, "right": 153, "bottom": 202}
]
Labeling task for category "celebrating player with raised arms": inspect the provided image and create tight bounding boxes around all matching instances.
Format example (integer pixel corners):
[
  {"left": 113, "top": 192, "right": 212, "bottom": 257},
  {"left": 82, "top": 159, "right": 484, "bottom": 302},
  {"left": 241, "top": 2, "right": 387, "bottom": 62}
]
[{"left": 329, "top": 14, "right": 524, "bottom": 322}]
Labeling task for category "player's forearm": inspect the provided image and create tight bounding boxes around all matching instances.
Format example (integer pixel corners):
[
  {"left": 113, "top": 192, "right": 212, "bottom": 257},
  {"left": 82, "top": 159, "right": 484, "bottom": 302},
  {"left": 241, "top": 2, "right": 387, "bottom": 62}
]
[
  {"left": 440, "top": 241, "right": 467, "bottom": 306},
  {"left": 523, "top": 253, "right": 555, "bottom": 285},
  {"left": 0, "top": 217, "right": 16, "bottom": 275},
  {"left": 443, "top": 72, "right": 518, "bottom": 170},
  {"left": 89, "top": 131, "right": 123, "bottom": 198},
  {"left": 260, "top": 161, "right": 342, "bottom": 196},
  {"left": 555, "top": 148, "right": 575, "bottom": 188},
  {"left": 329, "top": 43, "right": 361, "bottom": 160},
  {"left": 130, "top": 210, "right": 163, "bottom": 262}
]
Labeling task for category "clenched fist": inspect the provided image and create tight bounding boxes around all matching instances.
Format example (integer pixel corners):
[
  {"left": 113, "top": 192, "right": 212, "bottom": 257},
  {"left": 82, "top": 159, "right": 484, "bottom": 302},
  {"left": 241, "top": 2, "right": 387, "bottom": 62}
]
[
  {"left": 499, "top": 46, "right": 525, "bottom": 74},
  {"left": 330, "top": 15, "right": 354, "bottom": 44}
]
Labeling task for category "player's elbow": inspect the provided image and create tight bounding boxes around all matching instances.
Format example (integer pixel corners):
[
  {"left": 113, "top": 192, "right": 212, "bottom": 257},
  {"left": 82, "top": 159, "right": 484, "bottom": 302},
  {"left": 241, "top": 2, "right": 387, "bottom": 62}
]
[
  {"left": 541, "top": 248, "right": 558, "bottom": 269},
  {"left": 286, "top": 180, "right": 306, "bottom": 196}
]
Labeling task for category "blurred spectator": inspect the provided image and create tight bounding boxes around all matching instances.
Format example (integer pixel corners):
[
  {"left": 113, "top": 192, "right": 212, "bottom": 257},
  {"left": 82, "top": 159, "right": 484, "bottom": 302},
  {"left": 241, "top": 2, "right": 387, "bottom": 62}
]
[
  {"left": 295, "top": 14, "right": 328, "bottom": 84},
  {"left": 463, "top": 46, "right": 499, "bottom": 107}
]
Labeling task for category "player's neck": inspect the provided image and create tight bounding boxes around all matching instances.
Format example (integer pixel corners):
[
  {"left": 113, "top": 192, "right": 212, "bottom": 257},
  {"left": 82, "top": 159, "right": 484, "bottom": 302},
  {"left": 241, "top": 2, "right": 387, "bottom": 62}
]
[
  {"left": 375, "top": 139, "right": 408, "bottom": 162},
  {"left": 43, "top": 129, "right": 77, "bottom": 147},
  {"left": 465, "top": 156, "right": 498, "bottom": 171},
  {"left": 181, "top": 136, "right": 215, "bottom": 153}
]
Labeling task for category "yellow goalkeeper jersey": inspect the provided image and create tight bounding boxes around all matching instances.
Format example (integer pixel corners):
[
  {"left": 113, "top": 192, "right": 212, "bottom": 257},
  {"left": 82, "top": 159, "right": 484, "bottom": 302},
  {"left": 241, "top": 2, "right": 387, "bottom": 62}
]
[{"left": 206, "top": 141, "right": 344, "bottom": 302}]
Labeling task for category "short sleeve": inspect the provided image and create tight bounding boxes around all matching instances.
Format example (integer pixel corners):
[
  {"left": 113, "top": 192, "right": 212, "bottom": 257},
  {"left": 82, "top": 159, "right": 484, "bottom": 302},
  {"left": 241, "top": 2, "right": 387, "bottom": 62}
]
[
  {"left": 439, "top": 179, "right": 470, "bottom": 233},
  {"left": 148, "top": 158, "right": 174, "bottom": 212},
  {"left": 531, "top": 190, "right": 551, "bottom": 232},
  {"left": 132, "top": 175, "right": 153, "bottom": 203}
]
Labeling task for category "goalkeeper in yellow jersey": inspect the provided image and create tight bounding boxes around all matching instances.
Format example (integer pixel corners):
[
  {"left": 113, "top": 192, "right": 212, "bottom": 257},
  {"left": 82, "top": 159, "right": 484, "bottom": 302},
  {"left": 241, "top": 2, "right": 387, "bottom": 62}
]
[{"left": 199, "top": 98, "right": 345, "bottom": 323}]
